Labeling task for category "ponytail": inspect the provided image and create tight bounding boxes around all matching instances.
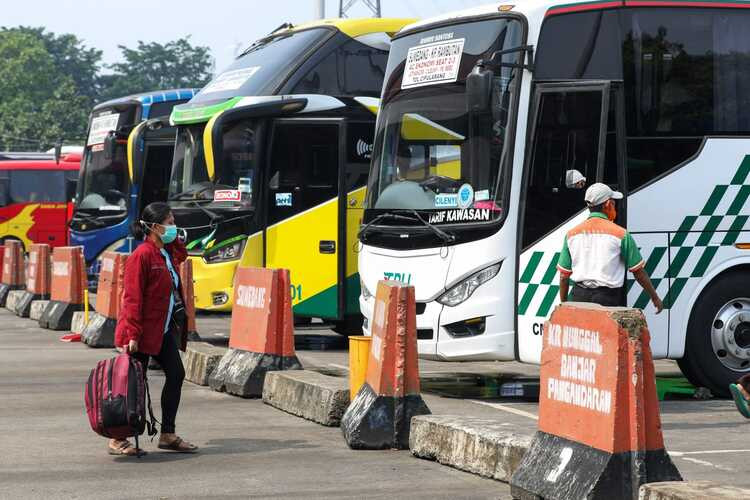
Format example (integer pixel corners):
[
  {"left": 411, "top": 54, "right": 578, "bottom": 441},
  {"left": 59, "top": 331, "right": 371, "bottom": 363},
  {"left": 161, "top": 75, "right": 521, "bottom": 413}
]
[{"left": 131, "top": 202, "right": 172, "bottom": 241}]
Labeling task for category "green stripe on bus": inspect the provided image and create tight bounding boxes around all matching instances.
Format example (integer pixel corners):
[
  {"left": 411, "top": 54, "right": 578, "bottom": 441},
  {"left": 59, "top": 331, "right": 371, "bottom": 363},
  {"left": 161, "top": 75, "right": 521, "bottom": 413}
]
[
  {"left": 540, "top": 252, "right": 561, "bottom": 285},
  {"left": 626, "top": 278, "right": 635, "bottom": 293},
  {"left": 518, "top": 284, "right": 538, "bottom": 315},
  {"left": 536, "top": 285, "right": 560, "bottom": 317},
  {"left": 520, "top": 252, "right": 544, "bottom": 283},
  {"left": 722, "top": 216, "right": 749, "bottom": 245},
  {"left": 728, "top": 185, "right": 750, "bottom": 215},
  {"left": 691, "top": 246, "right": 719, "bottom": 278},
  {"left": 700, "top": 185, "right": 728, "bottom": 216},
  {"left": 633, "top": 278, "right": 661, "bottom": 309},
  {"left": 666, "top": 247, "right": 692, "bottom": 278},
  {"left": 731, "top": 155, "right": 750, "bottom": 185},
  {"left": 670, "top": 216, "right": 697, "bottom": 246},
  {"left": 665, "top": 278, "right": 689, "bottom": 308},
  {"left": 696, "top": 215, "right": 722, "bottom": 246},
  {"left": 644, "top": 246, "right": 667, "bottom": 276}
]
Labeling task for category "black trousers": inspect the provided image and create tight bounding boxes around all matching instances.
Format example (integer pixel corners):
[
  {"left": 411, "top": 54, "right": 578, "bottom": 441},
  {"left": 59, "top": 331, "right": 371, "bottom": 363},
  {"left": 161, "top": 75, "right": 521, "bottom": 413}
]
[
  {"left": 132, "top": 330, "right": 185, "bottom": 434},
  {"left": 569, "top": 284, "right": 625, "bottom": 307}
]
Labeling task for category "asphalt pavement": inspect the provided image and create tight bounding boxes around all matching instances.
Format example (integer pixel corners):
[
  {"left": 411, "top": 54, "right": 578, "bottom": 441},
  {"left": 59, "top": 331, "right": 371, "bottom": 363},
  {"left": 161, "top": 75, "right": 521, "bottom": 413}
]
[{"left": 1, "top": 308, "right": 749, "bottom": 499}]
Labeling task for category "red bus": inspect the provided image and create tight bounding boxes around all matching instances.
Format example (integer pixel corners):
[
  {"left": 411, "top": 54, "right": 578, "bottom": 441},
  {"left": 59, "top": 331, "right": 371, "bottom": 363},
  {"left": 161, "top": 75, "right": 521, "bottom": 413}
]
[{"left": 0, "top": 153, "right": 80, "bottom": 250}]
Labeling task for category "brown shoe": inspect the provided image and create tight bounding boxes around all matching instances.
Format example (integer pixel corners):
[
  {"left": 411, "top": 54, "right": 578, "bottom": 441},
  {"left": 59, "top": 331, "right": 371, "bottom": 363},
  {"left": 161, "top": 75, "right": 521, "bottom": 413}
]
[{"left": 157, "top": 436, "right": 198, "bottom": 453}]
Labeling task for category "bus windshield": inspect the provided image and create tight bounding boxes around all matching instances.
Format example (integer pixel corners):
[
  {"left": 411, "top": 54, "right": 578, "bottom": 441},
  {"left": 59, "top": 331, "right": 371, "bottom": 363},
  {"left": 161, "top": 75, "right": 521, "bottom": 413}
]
[
  {"left": 77, "top": 144, "right": 129, "bottom": 212},
  {"left": 169, "top": 122, "right": 259, "bottom": 209},
  {"left": 188, "top": 28, "right": 332, "bottom": 104},
  {"left": 367, "top": 17, "right": 523, "bottom": 222}
]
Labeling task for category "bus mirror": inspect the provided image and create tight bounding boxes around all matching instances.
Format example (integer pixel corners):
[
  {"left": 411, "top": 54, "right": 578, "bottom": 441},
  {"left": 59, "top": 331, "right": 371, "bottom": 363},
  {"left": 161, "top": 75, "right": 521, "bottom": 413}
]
[
  {"left": 466, "top": 65, "right": 493, "bottom": 112},
  {"left": 104, "top": 131, "right": 117, "bottom": 160}
]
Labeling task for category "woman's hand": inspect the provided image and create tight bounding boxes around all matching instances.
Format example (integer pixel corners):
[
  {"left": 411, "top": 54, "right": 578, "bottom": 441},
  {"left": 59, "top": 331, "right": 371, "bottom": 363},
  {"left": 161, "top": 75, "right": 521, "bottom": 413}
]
[{"left": 126, "top": 339, "right": 139, "bottom": 354}]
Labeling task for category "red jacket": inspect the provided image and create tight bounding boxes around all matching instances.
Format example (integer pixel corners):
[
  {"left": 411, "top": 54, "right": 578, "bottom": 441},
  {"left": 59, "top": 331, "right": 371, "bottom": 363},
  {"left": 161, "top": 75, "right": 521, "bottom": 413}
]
[{"left": 115, "top": 239, "right": 188, "bottom": 355}]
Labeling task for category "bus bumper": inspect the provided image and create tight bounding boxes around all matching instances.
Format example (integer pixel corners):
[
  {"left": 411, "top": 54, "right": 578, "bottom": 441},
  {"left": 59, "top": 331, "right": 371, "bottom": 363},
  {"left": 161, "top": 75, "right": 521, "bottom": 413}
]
[
  {"left": 360, "top": 292, "right": 515, "bottom": 362},
  {"left": 190, "top": 256, "right": 236, "bottom": 312}
]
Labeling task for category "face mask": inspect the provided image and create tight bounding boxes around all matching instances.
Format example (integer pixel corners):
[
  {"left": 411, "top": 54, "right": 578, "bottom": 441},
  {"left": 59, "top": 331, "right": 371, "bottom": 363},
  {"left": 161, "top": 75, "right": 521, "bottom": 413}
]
[
  {"left": 603, "top": 201, "right": 617, "bottom": 222},
  {"left": 160, "top": 224, "right": 178, "bottom": 244}
]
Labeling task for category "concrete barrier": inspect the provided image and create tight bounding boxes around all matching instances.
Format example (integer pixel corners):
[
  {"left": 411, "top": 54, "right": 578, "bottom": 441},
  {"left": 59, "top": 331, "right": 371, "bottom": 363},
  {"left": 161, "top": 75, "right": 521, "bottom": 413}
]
[
  {"left": 410, "top": 415, "right": 532, "bottom": 482},
  {"left": 341, "top": 280, "right": 429, "bottom": 450},
  {"left": 263, "top": 370, "right": 350, "bottom": 427},
  {"left": 0, "top": 241, "right": 24, "bottom": 307},
  {"left": 71, "top": 311, "right": 87, "bottom": 335},
  {"left": 6, "top": 290, "right": 25, "bottom": 314},
  {"left": 510, "top": 303, "right": 681, "bottom": 500},
  {"left": 209, "top": 267, "right": 301, "bottom": 398},
  {"left": 184, "top": 342, "right": 227, "bottom": 386},
  {"left": 39, "top": 246, "right": 86, "bottom": 330},
  {"left": 14, "top": 244, "right": 51, "bottom": 317},
  {"left": 639, "top": 481, "right": 750, "bottom": 499},
  {"left": 82, "top": 252, "right": 126, "bottom": 347},
  {"left": 30, "top": 300, "right": 49, "bottom": 321}
]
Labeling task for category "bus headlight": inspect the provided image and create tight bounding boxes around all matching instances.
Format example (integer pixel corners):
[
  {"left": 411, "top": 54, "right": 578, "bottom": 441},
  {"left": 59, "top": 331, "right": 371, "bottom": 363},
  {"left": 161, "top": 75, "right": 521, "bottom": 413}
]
[
  {"left": 204, "top": 240, "right": 245, "bottom": 264},
  {"left": 360, "top": 276, "right": 372, "bottom": 300},
  {"left": 437, "top": 263, "right": 501, "bottom": 307}
]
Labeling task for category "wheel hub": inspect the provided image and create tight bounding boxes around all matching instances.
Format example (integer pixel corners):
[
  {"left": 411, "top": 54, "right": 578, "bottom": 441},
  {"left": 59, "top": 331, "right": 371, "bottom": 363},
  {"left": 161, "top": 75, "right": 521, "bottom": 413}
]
[{"left": 711, "top": 298, "right": 750, "bottom": 371}]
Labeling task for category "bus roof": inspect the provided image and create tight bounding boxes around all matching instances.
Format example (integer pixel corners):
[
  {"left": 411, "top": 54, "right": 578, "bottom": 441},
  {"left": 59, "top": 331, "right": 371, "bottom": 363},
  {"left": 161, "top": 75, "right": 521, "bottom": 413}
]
[
  {"left": 285, "top": 17, "right": 417, "bottom": 39},
  {"left": 0, "top": 154, "right": 81, "bottom": 171},
  {"left": 93, "top": 89, "right": 198, "bottom": 113}
]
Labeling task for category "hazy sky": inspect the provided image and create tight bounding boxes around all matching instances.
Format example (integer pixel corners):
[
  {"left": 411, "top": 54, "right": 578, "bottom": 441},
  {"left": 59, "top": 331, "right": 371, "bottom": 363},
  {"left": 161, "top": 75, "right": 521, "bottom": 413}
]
[{"left": 3, "top": 0, "right": 487, "bottom": 73}]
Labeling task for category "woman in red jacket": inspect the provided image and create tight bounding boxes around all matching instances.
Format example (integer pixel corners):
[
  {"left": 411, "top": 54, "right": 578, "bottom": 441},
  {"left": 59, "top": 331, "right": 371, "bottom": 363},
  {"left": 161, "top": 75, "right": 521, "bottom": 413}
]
[{"left": 109, "top": 202, "right": 198, "bottom": 456}]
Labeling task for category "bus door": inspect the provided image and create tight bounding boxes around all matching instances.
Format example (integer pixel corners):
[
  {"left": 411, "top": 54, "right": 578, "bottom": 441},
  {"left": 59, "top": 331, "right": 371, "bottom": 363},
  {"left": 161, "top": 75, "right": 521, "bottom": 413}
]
[
  {"left": 129, "top": 122, "right": 176, "bottom": 215},
  {"left": 517, "top": 81, "right": 633, "bottom": 363},
  {"left": 264, "top": 118, "right": 346, "bottom": 319}
]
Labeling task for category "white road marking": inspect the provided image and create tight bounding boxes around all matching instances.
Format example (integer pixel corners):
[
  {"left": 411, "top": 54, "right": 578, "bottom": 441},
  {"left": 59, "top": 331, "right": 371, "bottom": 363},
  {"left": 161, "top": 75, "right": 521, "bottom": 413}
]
[
  {"left": 681, "top": 457, "right": 734, "bottom": 472},
  {"left": 670, "top": 449, "right": 750, "bottom": 457},
  {"left": 328, "top": 363, "right": 350, "bottom": 371},
  {"left": 470, "top": 400, "right": 539, "bottom": 421}
]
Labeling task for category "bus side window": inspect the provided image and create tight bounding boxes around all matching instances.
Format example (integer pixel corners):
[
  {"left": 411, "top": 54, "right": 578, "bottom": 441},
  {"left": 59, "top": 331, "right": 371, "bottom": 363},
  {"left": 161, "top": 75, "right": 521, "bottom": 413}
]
[
  {"left": 522, "top": 90, "right": 602, "bottom": 249},
  {"left": 9, "top": 171, "right": 65, "bottom": 204}
]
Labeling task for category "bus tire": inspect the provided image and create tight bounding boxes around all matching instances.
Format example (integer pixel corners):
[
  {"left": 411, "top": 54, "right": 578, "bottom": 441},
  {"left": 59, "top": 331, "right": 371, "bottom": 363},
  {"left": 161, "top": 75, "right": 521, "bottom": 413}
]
[
  {"left": 682, "top": 270, "right": 750, "bottom": 398},
  {"left": 332, "top": 315, "right": 363, "bottom": 336}
]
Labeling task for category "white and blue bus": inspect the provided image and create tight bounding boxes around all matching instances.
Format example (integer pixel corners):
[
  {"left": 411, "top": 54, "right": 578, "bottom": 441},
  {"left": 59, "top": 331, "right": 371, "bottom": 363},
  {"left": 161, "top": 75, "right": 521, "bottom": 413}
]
[{"left": 358, "top": 1, "right": 750, "bottom": 396}]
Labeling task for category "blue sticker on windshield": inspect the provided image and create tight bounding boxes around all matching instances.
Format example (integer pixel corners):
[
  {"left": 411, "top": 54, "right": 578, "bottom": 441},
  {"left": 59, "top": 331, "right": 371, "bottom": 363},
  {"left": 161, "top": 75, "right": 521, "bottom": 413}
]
[
  {"left": 435, "top": 193, "right": 458, "bottom": 208},
  {"left": 275, "top": 193, "right": 292, "bottom": 207},
  {"left": 457, "top": 184, "right": 474, "bottom": 209}
]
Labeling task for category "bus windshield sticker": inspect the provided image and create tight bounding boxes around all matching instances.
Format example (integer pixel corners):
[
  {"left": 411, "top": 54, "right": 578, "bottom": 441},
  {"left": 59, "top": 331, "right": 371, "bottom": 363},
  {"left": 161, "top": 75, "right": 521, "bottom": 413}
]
[
  {"left": 427, "top": 208, "right": 491, "bottom": 225},
  {"left": 475, "top": 189, "right": 490, "bottom": 202},
  {"left": 402, "top": 38, "right": 465, "bottom": 90},
  {"left": 435, "top": 193, "right": 458, "bottom": 208},
  {"left": 457, "top": 183, "right": 474, "bottom": 209},
  {"left": 275, "top": 192, "right": 292, "bottom": 207},
  {"left": 214, "top": 189, "right": 241, "bottom": 202},
  {"left": 238, "top": 177, "right": 253, "bottom": 194},
  {"left": 87, "top": 113, "right": 120, "bottom": 146},
  {"left": 201, "top": 67, "right": 261, "bottom": 94}
]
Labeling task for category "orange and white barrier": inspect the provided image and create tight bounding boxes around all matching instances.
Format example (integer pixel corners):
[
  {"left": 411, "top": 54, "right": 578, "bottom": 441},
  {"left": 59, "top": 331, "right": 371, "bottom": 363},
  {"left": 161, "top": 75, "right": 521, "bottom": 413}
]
[
  {"left": 0, "top": 240, "right": 25, "bottom": 307},
  {"left": 14, "top": 244, "right": 51, "bottom": 317},
  {"left": 39, "top": 246, "right": 87, "bottom": 330},
  {"left": 341, "top": 280, "right": 430, "bottom": 449},
  {"left": 208, "top": 266, "right": 301, "bottom": 397},
  {"left": 510, "top": 303, "right": 682, "bottom": 499},
  {"left": 82, "top": 252, "right": 127, "bottom": 347}
]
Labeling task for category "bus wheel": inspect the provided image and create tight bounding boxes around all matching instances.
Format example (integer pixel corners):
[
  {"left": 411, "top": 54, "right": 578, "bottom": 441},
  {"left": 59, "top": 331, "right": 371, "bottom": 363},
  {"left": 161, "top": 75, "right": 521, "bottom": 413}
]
[
  {"left": 682, "top": 271, "right": 750, "bottom": 398},
  {"left": 332, "top": 315, "right": 363, "bottom": 336}
]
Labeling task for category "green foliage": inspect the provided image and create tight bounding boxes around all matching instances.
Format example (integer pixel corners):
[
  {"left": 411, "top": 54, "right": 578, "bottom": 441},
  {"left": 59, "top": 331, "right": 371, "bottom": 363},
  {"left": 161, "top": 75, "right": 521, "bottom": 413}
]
[
  {"left": 0, "top": 28, "right": 212, "bottom": 150},
  {"left": 0, "top": 31, "right": 89, "bottom": 149},
  {"left": 99, "top": 37, "right": 213, "bottom": 101}
]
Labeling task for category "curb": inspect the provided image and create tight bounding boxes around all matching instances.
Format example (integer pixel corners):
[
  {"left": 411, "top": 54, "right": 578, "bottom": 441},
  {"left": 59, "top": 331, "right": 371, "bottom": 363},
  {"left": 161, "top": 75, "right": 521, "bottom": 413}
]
[{"left": 263, "top": 370, "right": 350, "bottom": 426}]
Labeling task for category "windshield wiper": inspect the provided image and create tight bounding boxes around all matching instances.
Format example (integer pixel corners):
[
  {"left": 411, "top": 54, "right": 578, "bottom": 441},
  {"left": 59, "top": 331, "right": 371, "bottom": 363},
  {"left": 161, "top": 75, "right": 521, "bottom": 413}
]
[
  {"left": 168, "top": 186, "right": 213, "bottom": 201},
  {"left": 191, "top": 201, "right": 224, "bottom": 226},
  {"left": 407, "top": 209, "right": 455, "bottom": 244},
  {"left": 358, "top": 210, "right": 455, "bottom": 244},
  {"left": 72, "top": 212, "right": 107, "bottom": 227}
]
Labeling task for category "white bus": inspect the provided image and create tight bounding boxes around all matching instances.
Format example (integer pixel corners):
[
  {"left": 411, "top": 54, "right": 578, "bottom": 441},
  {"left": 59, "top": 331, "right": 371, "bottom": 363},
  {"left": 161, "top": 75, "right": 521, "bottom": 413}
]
[{"left": 358, "top": 1, "right": 750, "bottom": 396}]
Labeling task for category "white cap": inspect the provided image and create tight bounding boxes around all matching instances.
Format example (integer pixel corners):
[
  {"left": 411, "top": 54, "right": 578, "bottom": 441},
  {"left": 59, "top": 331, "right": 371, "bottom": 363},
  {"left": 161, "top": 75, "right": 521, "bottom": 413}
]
[
  {"left": 584, "top": 182, "right": 623, "bottom": 207},
  {"left": 565, "top": 169, "right": 586, "bottom": 188}
]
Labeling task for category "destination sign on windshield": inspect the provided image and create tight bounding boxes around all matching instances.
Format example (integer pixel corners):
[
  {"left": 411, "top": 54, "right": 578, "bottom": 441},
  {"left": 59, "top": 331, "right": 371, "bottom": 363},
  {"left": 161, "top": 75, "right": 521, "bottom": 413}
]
[{"left": 402, "top": 38, "right": 465, "bottom": 89}]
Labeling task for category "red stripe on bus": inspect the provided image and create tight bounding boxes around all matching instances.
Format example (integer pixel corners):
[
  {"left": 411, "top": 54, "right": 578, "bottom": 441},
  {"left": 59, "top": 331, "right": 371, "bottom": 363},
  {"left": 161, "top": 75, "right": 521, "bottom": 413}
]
[
  {"left": 547, "top": 0, "right": 750, "bottom": 16},
  {"left": 546, "top": 1, "right": 623, "bottom": 16}
]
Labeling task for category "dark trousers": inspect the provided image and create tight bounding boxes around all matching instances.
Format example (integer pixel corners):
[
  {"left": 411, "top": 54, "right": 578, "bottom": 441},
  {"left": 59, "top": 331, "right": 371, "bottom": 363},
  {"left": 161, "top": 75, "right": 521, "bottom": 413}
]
[
  {"left": 132, "top": 330, "right": 185, "bottom": 434},
  {"left": 569, "top": 284, "right": 625, "bottom": 307}
]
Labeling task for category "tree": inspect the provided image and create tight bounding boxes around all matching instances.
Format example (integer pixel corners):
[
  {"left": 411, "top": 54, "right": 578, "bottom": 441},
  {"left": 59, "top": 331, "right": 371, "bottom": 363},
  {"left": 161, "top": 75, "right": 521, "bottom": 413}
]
[
  {"left": 0, "top": 31, "right": 89, "bottom": 150},
  {"left": 100, "top": 37, "right": 213, "bottom": 100},
  {"left": 1, "top": 26, "right": 102, "bottom": 106}
]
